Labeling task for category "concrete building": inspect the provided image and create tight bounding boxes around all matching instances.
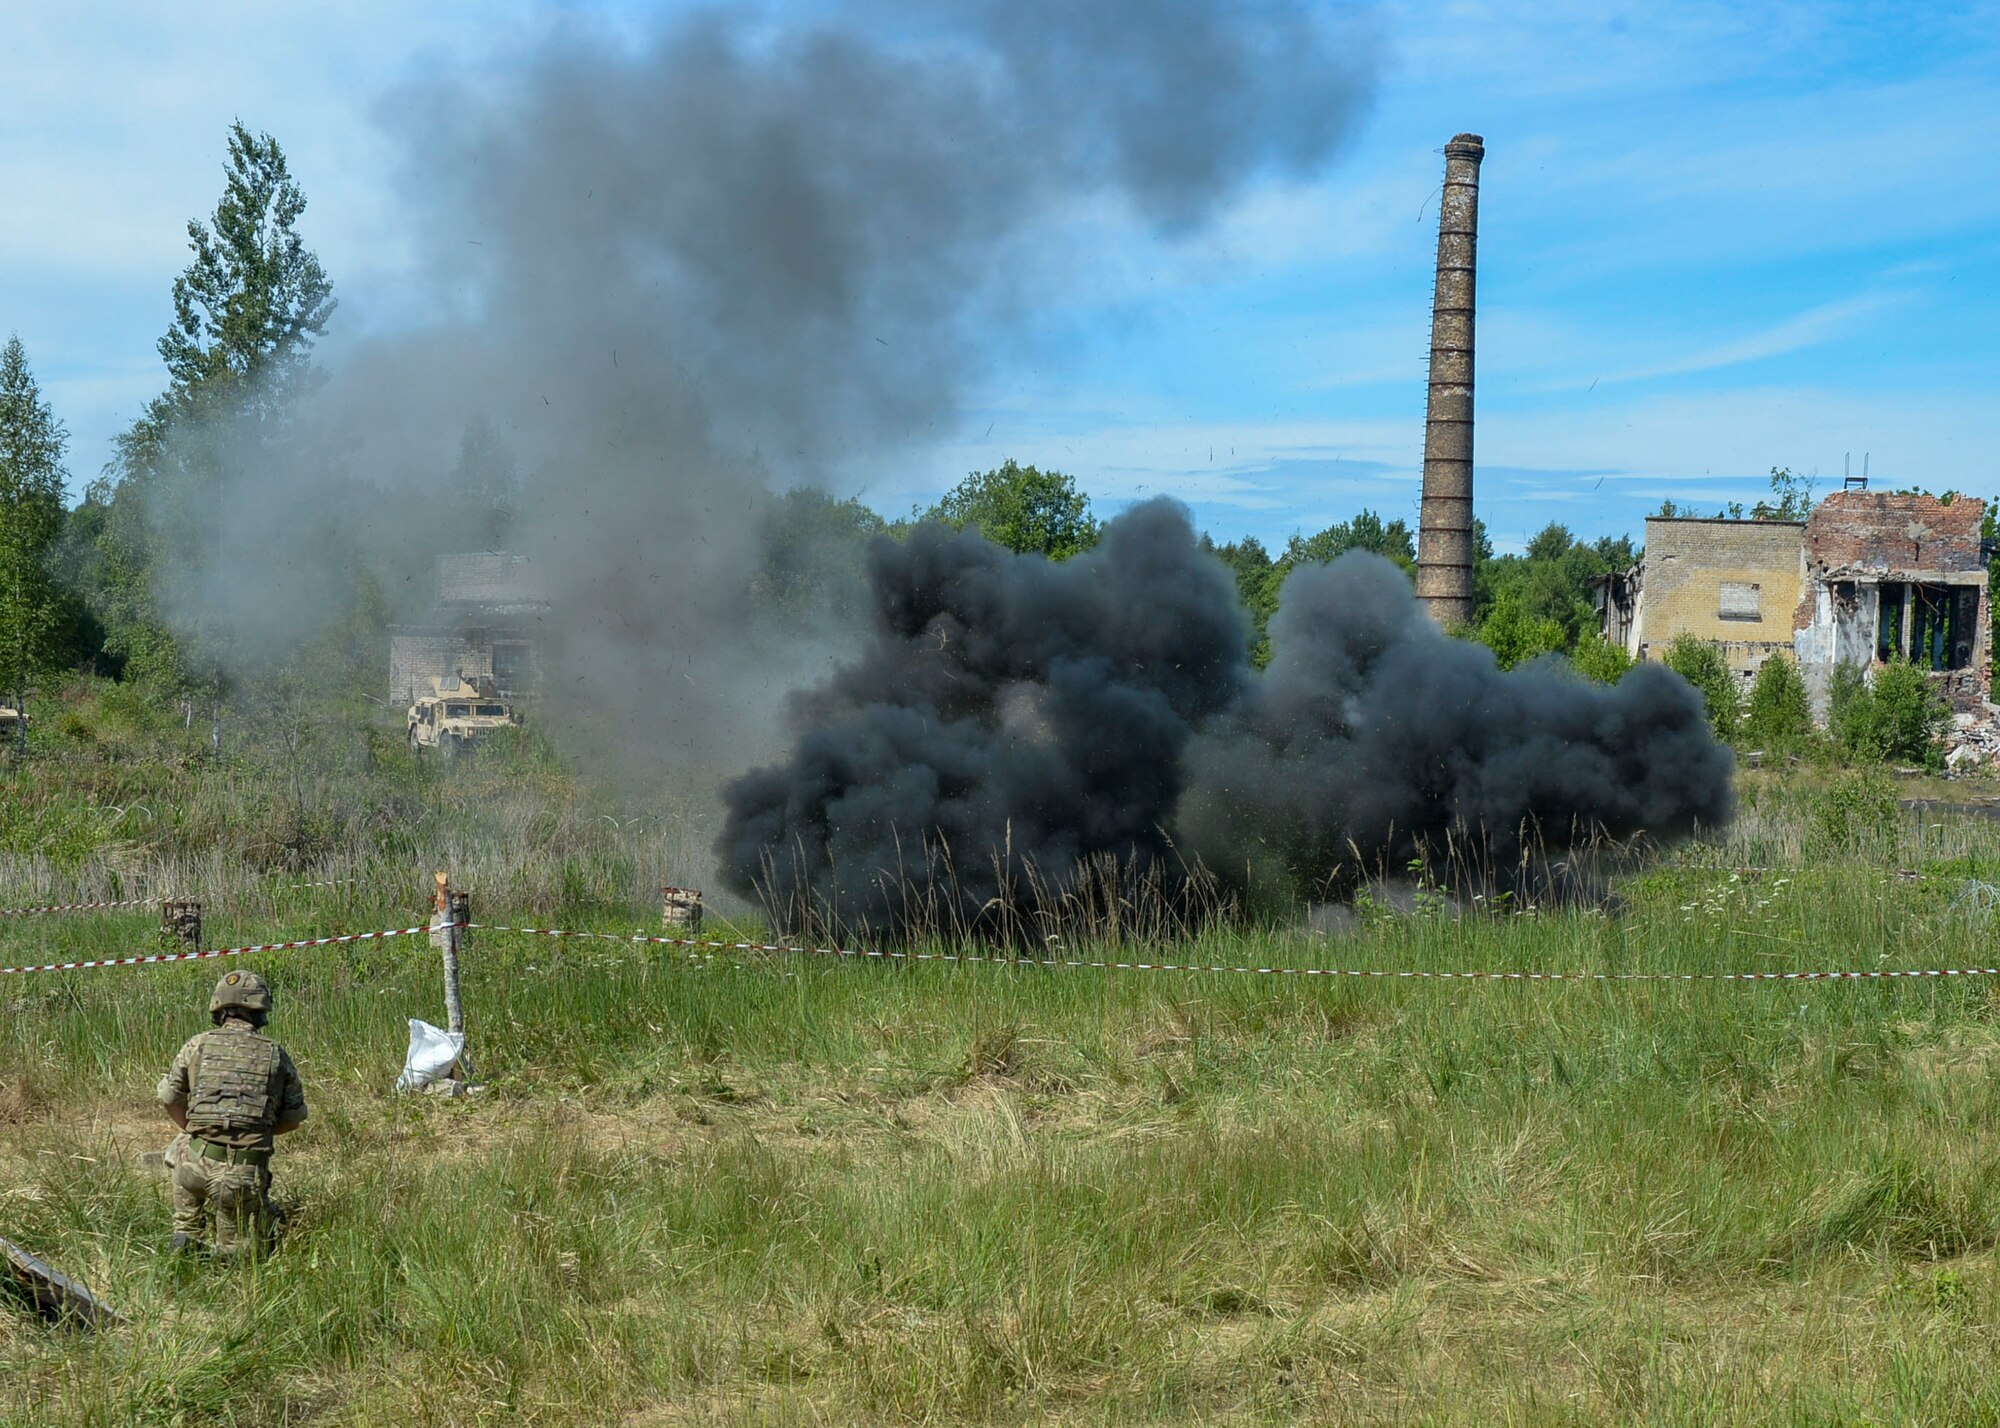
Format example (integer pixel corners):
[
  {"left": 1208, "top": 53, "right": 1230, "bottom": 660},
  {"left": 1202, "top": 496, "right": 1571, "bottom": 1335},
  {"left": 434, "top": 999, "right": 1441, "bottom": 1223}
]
[
  {"left": 388, "top": 552, "right": 549, "bottom": 706},
  {"left": 1605, "top": 516, "right": 1807, "bottom": 684},
  {"left": 1792, "top": 490, "right": 1990, "bottom": 713},
  {"left": 1597, "top": 489, "right": 1990, "bottom": 715}
]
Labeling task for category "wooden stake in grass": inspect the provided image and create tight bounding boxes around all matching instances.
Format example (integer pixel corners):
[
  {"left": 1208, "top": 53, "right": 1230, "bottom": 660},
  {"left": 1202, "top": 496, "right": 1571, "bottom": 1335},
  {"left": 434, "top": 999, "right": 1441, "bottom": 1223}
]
[
  {"left": 429, "top": 872, "right": 466, "bottom": 1037},
  {"left": 425, "top": 872, "right": 476, "bottom": 1093}
]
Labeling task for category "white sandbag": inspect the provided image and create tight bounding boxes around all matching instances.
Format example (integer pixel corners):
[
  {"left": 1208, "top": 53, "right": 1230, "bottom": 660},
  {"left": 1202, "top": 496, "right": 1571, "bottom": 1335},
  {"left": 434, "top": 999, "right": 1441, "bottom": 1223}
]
[{"left": 396, "top": 1018, "right": 467, "bottom": 1091}]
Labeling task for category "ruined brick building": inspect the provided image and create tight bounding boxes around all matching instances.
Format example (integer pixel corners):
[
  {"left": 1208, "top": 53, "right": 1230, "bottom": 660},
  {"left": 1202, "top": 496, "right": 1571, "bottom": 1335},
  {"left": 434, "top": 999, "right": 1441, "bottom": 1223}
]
[
  {"left": 1596, "top": 489, "right": 1991, "bottom": 715},
  {"left": 387, "top": 553, "right": 549, "bottom": 706}
]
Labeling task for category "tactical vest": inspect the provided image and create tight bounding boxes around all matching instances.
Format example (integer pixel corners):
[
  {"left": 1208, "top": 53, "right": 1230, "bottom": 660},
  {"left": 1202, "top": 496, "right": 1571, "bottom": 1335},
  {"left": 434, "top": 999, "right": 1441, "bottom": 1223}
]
[{"left": 184, "top": 1026, "right": 284, "bottom": 1138}]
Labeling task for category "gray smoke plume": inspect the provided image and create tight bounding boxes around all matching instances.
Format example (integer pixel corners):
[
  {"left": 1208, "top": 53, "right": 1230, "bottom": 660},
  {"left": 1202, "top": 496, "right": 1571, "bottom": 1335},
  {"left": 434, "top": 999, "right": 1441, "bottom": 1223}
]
[
  {"left": 721, "top": 510, "right": 1735, "bottom": 936},
  {"left": 138, "top": 0, "right": 1380, "bottom": 807}
]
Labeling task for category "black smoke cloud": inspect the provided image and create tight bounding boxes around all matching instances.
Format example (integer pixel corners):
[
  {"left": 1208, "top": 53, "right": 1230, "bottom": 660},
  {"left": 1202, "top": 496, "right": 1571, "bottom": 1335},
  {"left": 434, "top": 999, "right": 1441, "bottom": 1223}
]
[
  {"left": 1180, "top": 552, "right": 1736, "bottom": 905},
  {"left": 721, "top": 504, "right": 1735, "bottom": 935},
  {"left": 719, "top": 501, "right": 1246, "bottom": 933}
]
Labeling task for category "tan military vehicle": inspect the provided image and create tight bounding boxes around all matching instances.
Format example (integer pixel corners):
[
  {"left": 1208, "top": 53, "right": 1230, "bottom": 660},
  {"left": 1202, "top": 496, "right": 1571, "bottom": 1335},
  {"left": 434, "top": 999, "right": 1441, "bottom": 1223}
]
[
  {"left": 406, "top": 675, "right": 519, "bottom": 755},
  {"left": 0, "top": 704, "right": 23, "bottom": 744}
]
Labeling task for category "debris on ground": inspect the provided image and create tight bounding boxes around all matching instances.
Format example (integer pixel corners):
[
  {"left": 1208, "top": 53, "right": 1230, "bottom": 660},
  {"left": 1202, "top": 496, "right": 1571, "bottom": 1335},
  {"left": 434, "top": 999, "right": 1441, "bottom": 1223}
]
[
  {"left": 1944, "top": 714, "right": 2000, "bottom": 775},
  {"left": 1, "top": 1236, "right": 123, "bottom": 1330},
  {"left": 1951, "top": 880, "right": 2000, "bottom": 922}
]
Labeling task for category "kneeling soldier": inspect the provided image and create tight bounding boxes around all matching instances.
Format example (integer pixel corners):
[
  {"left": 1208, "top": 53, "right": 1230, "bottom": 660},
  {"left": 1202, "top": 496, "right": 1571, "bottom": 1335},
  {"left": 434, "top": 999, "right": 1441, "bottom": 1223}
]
[{"left": 156, "top": 970, "right": 307, "bottom": 1258}]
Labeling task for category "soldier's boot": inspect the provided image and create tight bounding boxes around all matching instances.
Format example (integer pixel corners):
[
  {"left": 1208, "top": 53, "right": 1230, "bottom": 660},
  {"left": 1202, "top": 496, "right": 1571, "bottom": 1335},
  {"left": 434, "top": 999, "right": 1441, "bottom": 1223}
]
[{"left": 168, "top": 1231, "right": 200, "bottom": 1255}]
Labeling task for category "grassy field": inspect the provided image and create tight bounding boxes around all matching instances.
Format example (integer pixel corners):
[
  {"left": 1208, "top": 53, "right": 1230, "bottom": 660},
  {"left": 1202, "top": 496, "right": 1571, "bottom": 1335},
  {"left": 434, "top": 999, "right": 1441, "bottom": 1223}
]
[{"left": 7, "top": 732, "right": 2000, "bottom": 1423}]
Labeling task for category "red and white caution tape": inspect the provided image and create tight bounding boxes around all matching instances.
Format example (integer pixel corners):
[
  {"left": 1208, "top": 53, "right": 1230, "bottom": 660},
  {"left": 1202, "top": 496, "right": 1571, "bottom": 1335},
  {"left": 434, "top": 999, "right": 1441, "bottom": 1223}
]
[
  {"left": 0, "top": 924, "right": 439, "bottom": 977},
  {"left": 0, "top": 896, "right": 161, "bottom": 919},
  {"left": 468, "top": 924, "right": 2000, "bottom": 984}
]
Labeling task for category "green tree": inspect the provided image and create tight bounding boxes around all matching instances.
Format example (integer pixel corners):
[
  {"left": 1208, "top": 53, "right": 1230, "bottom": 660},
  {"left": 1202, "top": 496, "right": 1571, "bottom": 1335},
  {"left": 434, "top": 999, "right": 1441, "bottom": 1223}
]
[
  {"left": 1474, "top": 586, "right": 1567, "bottom": 670},
  {"left": 1569, "top": 635, "right": 1634, "bottom": 685},
  {"left": 1836, "top": 661, "right": 1948, "bottom": 769},
  {"left": 1827, "top": 661, "right": 1871, "bottom": 751},
  {"left": 1741, "top": 652, "right": 1813, "bottom": 752},
  {"left": 1663, "top": 635, "right": 1740, "bottom": 742},
  {"left": 1280, "top": 509, "right": 1416, "bottom": 573},
  {"left": 1472, "top": 522, "right": 1628, "bottom": 654},
  {"left": 1590, "top": 533, "right": 1638, "bottom": 569},
  {"left": 93, "top": 122, "right": 335, "bottom": 719},
  {"left": 1201, "top": 534, "right": 1275, "bottom": 660},
  {"left": 1751, "top": 466, "right": 1816, "bottom": 522},
  {"left": 926, "top": 459, "right": 1098, "bottom": 559},
  {"left": 757, "top": 488, "right": 888, "bottom": 618},
  {"left": 154, "top": 120, "right": 335, "bottom": 425},
  {"left": 1525, "top": 522, "right": 1574, "bottom": 563},
  {"left": 1218, "top": 511, "right": 1416, "bottom": 664},
  {"left": 0, "top": 336, "right": 70, "bottom": 748},
  {"left": 1200, "top": 534, "right": 1273, "bottom": 610}
]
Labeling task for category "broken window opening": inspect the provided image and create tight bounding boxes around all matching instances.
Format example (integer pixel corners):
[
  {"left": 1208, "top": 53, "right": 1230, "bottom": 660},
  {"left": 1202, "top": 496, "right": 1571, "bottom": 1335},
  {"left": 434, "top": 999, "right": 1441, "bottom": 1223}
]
[
  {"left": 1953, "top": 586, "right": 1981, "bottom": 669},
  {"left": 1909, "top": 584, "right": 1976, "bottom": 672},
  {"left": 1877, "top": 584, "right": 1905, "bottom": 662},
  {"left": 493, "top": 642, "right": 531, "bottom": 692}
]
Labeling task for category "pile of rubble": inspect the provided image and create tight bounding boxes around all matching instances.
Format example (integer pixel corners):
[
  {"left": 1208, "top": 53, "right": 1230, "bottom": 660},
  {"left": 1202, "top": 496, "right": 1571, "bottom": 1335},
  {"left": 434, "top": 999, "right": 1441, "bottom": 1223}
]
[{"left": 1943, "top": 712, "right": 2000, "bottom": 775}]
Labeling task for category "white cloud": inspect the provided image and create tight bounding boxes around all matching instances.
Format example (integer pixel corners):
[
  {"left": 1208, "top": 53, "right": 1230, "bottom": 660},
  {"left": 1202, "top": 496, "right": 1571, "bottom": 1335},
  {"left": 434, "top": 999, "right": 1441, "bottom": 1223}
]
[{"left": 1525, "top": 292, "right": 1908, "bottom": 390}]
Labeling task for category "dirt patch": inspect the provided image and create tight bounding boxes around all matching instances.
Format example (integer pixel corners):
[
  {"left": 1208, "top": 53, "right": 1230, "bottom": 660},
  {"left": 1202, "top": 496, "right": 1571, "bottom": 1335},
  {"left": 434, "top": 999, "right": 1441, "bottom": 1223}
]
[{"left": 0, "top": 1076, "right": 45, "bottom": 1126}]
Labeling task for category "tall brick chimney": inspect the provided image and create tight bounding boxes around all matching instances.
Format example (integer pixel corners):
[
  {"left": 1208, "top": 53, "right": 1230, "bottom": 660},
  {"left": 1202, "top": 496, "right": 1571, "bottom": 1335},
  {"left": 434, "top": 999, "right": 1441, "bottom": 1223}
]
[{"left": 1415, "top": 133, "right": 1484, "bottom": 628}]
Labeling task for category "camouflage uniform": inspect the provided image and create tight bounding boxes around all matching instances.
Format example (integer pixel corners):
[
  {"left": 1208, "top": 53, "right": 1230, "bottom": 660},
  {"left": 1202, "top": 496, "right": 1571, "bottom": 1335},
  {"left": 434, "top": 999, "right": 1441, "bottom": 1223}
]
[{"left": 156, "top": 971, "right": 307, "bottom": 1258}]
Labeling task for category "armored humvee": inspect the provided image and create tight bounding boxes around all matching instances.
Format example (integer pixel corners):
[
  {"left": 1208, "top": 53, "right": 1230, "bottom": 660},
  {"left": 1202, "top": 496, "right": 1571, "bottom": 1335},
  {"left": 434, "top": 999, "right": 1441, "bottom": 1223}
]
[{"left": 406, "top": 675, "right": 519, "bottom": 755}]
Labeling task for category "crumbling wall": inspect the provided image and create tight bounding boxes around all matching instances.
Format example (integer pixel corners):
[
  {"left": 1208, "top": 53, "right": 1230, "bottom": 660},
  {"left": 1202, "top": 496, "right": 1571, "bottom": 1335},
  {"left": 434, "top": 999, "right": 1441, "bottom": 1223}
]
[
  {"left": 389, "top": 632, "right": 495, "bottom": 706},
  {"left": 1797, "top": 490, "right": 1985, "bottom": 577},
  {"left": 1593, "top": 566, "right": 1640, "bottom": 657},
  {"left": 1794, "top": 492, "right": 1990, "bottom": 715},
  {"left": 437, "top": 552, "right": 548, "bottom": 608},
  {"left": 390, "top": 551, "right": 549, "bottom": 704}
]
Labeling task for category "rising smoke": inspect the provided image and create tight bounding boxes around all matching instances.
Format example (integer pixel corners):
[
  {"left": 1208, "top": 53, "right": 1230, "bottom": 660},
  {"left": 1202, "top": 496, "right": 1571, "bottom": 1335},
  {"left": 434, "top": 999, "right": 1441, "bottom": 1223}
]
[
  {"left": 134, "top": 4, "right": 1732, "bottom": 931},
  {"left": 721, "top": 506, "right": 1736, "bottom": 936},
  {"left": 142, "top": 1, "right": 1381, "bottom": 788},
  {"left": 1179, "top": 552, "right": 1736, "bottom": 908},
  {"left": 719, "top": 500, "right": 1247, "bottom": 934}
]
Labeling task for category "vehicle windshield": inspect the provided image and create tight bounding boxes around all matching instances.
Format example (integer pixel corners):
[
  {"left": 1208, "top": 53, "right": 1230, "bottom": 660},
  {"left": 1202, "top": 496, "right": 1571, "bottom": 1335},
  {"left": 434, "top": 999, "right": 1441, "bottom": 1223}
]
[
  {"left": 447, "top": 704, "right": 473, "bottom": 717},
  {"left": 476, "top": 704, "right": 507, "bottom": 716}
]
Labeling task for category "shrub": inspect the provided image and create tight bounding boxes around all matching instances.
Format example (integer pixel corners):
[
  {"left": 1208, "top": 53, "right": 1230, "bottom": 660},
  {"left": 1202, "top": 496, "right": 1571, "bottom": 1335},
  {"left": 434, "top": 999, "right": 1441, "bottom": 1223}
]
[
  {"left": 1741, "top": 653, "right": 1813, "bottom": 753},
  {"left": 1569, "top": 636, "right": 1634, "bottom": 686},
  {"left": 1473, "top": 588, "right": 1566, "bottom": 670},
  {"left": 1807, "top": 768, "right": 1899, "bottom": 854},
  {"left": 1868, "top": 661, "right": 1950, "bottom": 769},
  {"left": 1662, "top": 635, "right": 1740, "bottom": 741},
  {"left": 1832, "top": 660, "right": 1949, "bottom": 769},
  {"left": 1827, "top": 660, "right": 1869, "bottom": 747}
]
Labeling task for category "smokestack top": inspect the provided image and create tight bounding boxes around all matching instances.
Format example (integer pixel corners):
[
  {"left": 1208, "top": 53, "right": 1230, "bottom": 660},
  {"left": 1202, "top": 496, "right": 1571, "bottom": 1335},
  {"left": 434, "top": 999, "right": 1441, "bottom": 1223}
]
[{"left": 1445, "top": 133, "right": 1485, "bottom": 160}]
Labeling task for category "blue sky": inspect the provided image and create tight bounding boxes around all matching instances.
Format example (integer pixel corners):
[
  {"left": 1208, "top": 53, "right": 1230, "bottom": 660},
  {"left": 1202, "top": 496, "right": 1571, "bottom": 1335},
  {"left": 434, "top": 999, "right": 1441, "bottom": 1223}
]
[{"left": 2, "top": 1, "right": 1995, "bottom": 553}]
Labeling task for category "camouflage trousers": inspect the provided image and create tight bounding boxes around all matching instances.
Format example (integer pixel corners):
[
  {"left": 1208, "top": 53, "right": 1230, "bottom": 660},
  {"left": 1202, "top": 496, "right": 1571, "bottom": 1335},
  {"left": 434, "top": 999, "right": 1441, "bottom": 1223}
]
[{"left": 168, "top": 1136, "right": 273, "bottom": 1258}]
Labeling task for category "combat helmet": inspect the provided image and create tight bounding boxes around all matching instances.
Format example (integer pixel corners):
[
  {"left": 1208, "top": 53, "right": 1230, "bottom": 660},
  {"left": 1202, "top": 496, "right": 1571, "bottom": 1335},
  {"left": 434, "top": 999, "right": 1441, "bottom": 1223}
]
[{"left": 209, "top": 969, "right": 273, "bottom": 1021}]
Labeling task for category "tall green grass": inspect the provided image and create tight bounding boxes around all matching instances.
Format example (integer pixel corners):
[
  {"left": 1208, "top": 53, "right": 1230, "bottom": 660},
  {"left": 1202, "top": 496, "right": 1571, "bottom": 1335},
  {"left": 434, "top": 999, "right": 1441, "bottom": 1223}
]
[{"left": 7, "top": 754, "right": 2000, "bottom": 1423}]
